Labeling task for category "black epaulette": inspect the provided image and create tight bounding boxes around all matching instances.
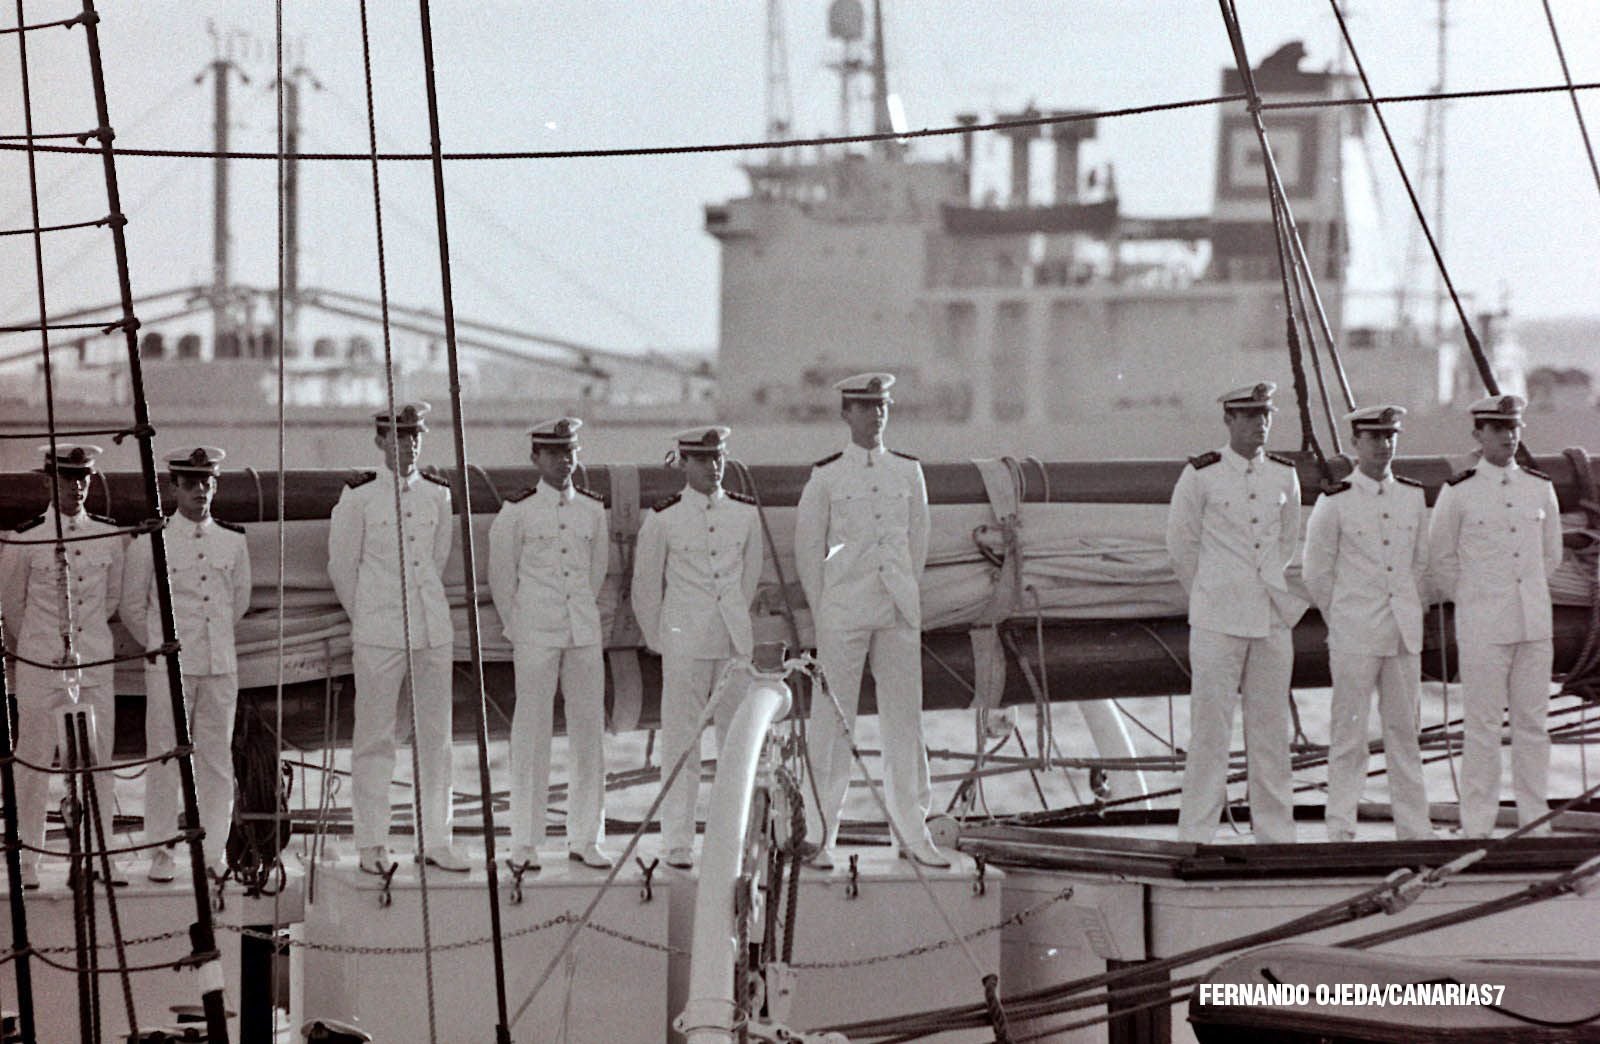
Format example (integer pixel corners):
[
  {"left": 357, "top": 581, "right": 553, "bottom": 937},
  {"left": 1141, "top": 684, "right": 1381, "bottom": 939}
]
[
  {"left": 1524, "top": 465, "right": 1551, "bottom": 482},
  {"left": 890, "top": 449, "right": 919, "bottom": 462},
  {"left": 726, "top": 490, "right": 757, "bottom": 506},
  {"left": 652, "top": 493, "right": 681, "bottom": 512},
  {"left": 1265, "top": 451, "right": 1296, "bottom": 467},
  {"left": 1188, "top": 451, "right": 1221, "bottom": 471},
  {"left": 1394, "top": 475, "right": 1424, "bottom": 489},
  {"left": 576, "top": 485, "right": 607, "bottom": 506},
  {"left": 89, "top": 513, "right": 118, "bottom": 527},
  {"left": 1445, "top": 468, "right": 1476, "bottom": 486},
  {"left": 504, "top": 486, "right": 536, "bottom": 504},
  {"left": 346, "top": 470, "right": 377, "bottom": 489},
  {"left": 422, "top": 471, "right": 451, "bottom": 488},
  {"left": 812, "top": 451, "right": 842, "bottom": 468},
  {"left": 13, "top": 515, "right": 44, "bottom": 533},
  {"left": 214, "top": 519, "right": 245, "bottom": 534},
  {"left": 1322, "top": 481, "right": 1352, "bottom": 496}
]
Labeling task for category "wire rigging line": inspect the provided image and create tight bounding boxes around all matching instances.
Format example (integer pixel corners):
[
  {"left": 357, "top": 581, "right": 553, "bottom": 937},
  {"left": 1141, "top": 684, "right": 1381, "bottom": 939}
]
[
  {"left": 1540, "top": 0, "right": 1600, "bottom": 203},
  {"left": 414, "top": 1, "right": 514, "bottom": 1039},
  {"left": 4, "top": 81, "right": 1600, "bottom": 163},
  {"left": 1326, "top": 0, "right": 1501, "bottom": 402},
  {"left": 354, "top": 1, "right": 440, "bottom": 1040}
]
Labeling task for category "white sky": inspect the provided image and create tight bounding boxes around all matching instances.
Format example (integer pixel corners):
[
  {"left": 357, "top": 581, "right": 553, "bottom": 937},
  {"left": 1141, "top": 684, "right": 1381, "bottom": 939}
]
[{"left": 1, "top": 1, "right": 1597, "bottom": 358}]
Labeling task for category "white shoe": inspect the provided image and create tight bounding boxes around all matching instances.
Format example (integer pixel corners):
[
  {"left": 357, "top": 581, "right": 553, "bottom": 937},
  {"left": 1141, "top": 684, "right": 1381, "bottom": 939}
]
[
  {"left": 358, "top": 845, "right": 396, "bottom": 876},
  {"left": 568, "top": 844, "right": 615, "bottom": 870},
  {"left": 508, "top": 846, "right": 542, "bottom": 871},
  {"left": 147, "top": 849, "right": 177, "bottom": 883},
  {"left": 664, "top": 848, "right": 694, "bottom": 870},
  {"left": 422, "top": 845, "right": 471, "bottom": 873},
  {"left": 899, "top": 842, "right": 952, "bottom": 869}
]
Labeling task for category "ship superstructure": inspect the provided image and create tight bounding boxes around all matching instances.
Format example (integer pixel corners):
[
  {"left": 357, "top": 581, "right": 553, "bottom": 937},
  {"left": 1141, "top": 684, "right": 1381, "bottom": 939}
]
[{"left": 706, "top": 33, "right": 1504, "bottom": 428}]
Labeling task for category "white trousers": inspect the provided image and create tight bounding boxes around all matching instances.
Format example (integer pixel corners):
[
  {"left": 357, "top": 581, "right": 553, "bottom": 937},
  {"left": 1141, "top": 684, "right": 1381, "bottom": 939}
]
[
  {"left": 509, "top": 643, "right": 606, "bottom": 851},
  {"left": 13, "top": 683, "right": 115, "bottom": 869},
  {"left": 144, "top": 669, "right": 238, "bottom": 865},
  {"left": 658, "top": 655, "right": 739, "bottom": 854},
  {"left": 1178, "top": 625, "right": 1295, "bottom": 844},
  {"left": 1325, "top": 651, "right": 1431, "bottom": 841},
  {"left": 351, "top": 643, "right": 454, "bottom": 852},
  {"left": 1459, "top": 639, "right": 1552, "bottom": 837},
  {"left": 804, "top": 623, "right": 933, "bottom": 851}
]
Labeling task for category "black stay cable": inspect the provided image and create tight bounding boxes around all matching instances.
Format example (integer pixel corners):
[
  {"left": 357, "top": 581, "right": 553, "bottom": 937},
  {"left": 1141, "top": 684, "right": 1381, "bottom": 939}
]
[
  {"left": 1216, "top": 0, "right": 1325, "bottom": 465},
  {"left": 1540, "top": 0, "right": 1600, "bottom": 203},
  {"left": 1328, "top": 0, "right": 1504, "bottom": 406}
]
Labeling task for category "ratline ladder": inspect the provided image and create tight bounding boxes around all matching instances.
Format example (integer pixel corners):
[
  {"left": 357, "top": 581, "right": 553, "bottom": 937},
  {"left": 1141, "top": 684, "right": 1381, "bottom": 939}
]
[{"left": 0, "top": 1, "right": 229, "bottom": 1041}]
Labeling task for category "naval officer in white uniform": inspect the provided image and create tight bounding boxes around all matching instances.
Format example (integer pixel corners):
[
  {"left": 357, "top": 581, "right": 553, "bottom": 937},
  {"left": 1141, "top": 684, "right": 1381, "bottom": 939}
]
[
  {"left": 1428, "top": 394, "right": 1563, "bottom": 837},
  {"left": 327, "top": 402, "right": 468, "bottom": 874},
  {"left": 0, "top": 444, "right": 126, "bottom": 889},
  {"left": 1301, "top": 407, "right": 1433, "bottom": 842},
  {"left": 487, "top": 417, "right": 614, "bottom": 871},
  {"left": 793, "top": 373, "right": 948, "bottom": 869},
  {"left": 630, "top": 426, "right": 764, "bottom": 869},
  {"left": 1165, "top": 382, "right": 1307, "bottom": 844},
  {"left": 123, "top": 447, "right": 252, "bottom": 880}
]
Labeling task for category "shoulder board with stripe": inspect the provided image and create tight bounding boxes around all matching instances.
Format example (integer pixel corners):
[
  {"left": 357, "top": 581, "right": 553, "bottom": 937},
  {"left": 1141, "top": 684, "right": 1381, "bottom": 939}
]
[
  {"left": 89, "top": 513, "right": 118, "bottom": 526},
  {"left": 504, "top": 486, "right": 536, "bottom": 504},
  {"left": 1445, "top": 468, "right": 1476, "bottom": 486},
  {"left": 726, "top": 490, "right": 757, "bottom": 506},
  {"left": 1523, "top": 465, "right": 1551, "bottom": 482},
  {"left": 652, "top": 493, "right": 682, "bottom": 512},
  {"left": 1187, "top": 451, "right": 1221, "bottom": 471},
  {"left": 1394, "top": 475, "right": 1424, "bottom": 489},
  {"left": 214, "top": 519, "right": 245, "bottom": 534},
  {"left": 421, "top": 471, "right": 451, "bottom": 488},
  {"left": 1265, "top": 451, "right": 1296, "bottom": 468},
  {"left": 890, "top": 449, "right": 919, "bottom": 462},
  {"left": 13, "top": 515, "right": 44, "bottom": 533},
  {"left": 812, "top": 451, "right": 842, "bottom": 468},
  {"left": 346, "top": 470, "right": 377, "bottom": 489},
  {"left": 1322, "top": 481, "right": 1351, "bottom": 496},
  {"left": 576, "top": 485, "right": 607, "bottom": 506}
]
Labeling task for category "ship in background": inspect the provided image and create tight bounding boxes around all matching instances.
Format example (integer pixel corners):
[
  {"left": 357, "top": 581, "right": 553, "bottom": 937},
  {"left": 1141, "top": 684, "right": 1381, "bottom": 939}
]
[
  {"left": 0, "top": 2, "right": 1581, "bottom": 474},
  {"left": 706, "top": 2, "right": 1530, "bottom": 444}
]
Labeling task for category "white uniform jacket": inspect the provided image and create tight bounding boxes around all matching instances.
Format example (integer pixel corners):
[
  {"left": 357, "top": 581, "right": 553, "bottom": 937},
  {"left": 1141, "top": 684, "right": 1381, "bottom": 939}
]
[
  {"left": 487, "top": 480, "right": 609, "bottom": 649},
  {"left": 1428, "top": 459, "right": 1563, "bottom": 647},
  {"left": 1302, "top": 470, "right": 1430, "bottom": 655},
  {"left": 0, "top": 507, "right": 125, "bottom": 691},
  {"left": 1165, "top": 446, "right": 1307, "bottom": 638},
  {"left": 793, "top": 444, "right": 930, "bottom": 631},
  {"left": 630, "top": 487, "right": 764, "bottom": 659},
  {"left": 327, "top": 466, "right": 454, "bottom": 649},
  {"left": 122, "top": 516, "right": 252, "bottom": 675}
]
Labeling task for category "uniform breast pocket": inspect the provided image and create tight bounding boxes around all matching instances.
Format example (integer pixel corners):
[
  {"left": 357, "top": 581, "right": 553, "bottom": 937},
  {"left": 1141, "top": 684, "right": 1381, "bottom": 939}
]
[{"left": 830, "top": 490, "right": 863, "bottom": 537}]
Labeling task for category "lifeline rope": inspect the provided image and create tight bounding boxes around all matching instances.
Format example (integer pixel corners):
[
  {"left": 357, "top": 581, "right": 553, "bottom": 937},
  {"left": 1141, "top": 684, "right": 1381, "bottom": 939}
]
[{"left": 354, "top": 2, "right": 440, "bottom": 1039}]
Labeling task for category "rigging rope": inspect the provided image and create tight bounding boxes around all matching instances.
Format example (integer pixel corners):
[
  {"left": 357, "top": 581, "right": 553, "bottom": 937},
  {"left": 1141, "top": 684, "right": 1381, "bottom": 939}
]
[
  {"left": 414, "top": 1, "right": 515, "bottom": 1038},
  {"left": 1327, "top": 0, "right": 1507, "bottom": 415},
  {"left": 1540, "top": 0, "right": 1600, "bottom": 203},
  {"left": 1215, "top": 0, "right": 1325, "bottom": 465},
  {"left": 354, "top": 1, "right": 440, "bottom": 1039},
  {"left": 3, "top": 81, "right": 1599, "bottom": 163}
]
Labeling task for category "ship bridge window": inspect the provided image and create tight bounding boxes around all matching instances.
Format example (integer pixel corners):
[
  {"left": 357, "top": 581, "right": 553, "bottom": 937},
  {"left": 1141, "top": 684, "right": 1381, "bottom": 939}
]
[
  {"left": 937, "top": 302, "right": 976, "bottom": 359},
  {"left": 177, "top": 333, "right": 201, "bottom": 359},
  {"left": 139, "top": 332, "right": 165, "bottom": 360}
]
